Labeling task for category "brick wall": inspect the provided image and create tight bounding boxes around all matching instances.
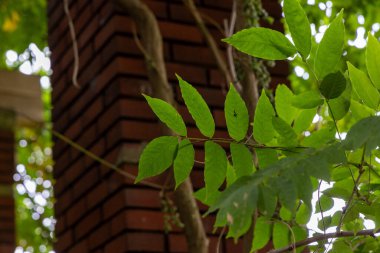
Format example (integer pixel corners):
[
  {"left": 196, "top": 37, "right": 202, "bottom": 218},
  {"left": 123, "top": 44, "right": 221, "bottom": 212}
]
[
  {"left": 0, "top": 129, "right": 15, "bottom": 253},
  {"left": 48, "top": 0, "right": 289, "bottom": 252}
]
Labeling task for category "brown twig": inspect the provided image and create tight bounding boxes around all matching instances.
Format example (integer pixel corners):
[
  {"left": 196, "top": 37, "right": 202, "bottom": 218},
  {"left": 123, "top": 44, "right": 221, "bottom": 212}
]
[
  {"left": 63, "top": 0, "right": 80, "bottom": 88},
  {"left": 268, "top": 229, "right": 380, "bottom": 253}
]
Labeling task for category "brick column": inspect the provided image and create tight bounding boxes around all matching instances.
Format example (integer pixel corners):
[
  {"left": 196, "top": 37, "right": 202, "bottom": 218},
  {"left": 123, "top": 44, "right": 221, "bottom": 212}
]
[
  {"left": 48, "top": 0, "right": 288, "bottom": 252},
  {"left": 0, "top": 109, "right": 16, "bottom": 253}
]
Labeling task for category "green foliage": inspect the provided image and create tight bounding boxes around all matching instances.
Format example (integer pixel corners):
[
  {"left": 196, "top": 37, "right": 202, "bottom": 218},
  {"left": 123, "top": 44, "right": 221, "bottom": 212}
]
[
  {"left": 139, "top": 2, "right": 380, "bottom": 252},
  {"left": 173, "top": 139, "right": 194, "bottom": 189},
  {"left": 366, "top": 33, "right": 380, "bottom": 89}
]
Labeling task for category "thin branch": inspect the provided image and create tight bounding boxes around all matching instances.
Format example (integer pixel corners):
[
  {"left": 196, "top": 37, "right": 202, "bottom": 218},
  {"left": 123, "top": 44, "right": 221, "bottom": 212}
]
[
  {"left": 63, "top": 0, "right": 80, "bottom": 88},
  {"left": 267, "top": 229, "right": 380, "bottom": 253}
]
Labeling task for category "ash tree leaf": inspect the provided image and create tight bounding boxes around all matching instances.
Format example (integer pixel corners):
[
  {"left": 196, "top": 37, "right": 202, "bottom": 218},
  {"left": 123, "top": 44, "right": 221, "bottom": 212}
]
[
  {"left": 225, "top": 84, "right": 249, "bottom": 141},
  {"left": 223, "top": 27, "right": 297, "bottom": 60},
  {"left": 173, "top": 139, "right": 195, "bottom": 189},
  {"left": 328, "top": 81, "right": 351, "bottom": 120},
  {"left": 283, "top": 0, "right": 312, "bottom": 59},
  {"left": 273, "top": 222, "right": 290, "bottom": 249},
  {"left": 207, "top": 176, "right": 260, "bottom": 240},
  {"left": 143, "top": 94, "right": 187, "bottom": 136},
  {"left": 253, "top": 90, "right": 276, "bottom": 144},
  {"left": 316, "top": 195, "right": 334, "bottom": 213},
  {"left": 366, "top": 33, "right": 380, "bottom": 89},
  {"left": 230, "top": 143, "right": 254, "bottom": 178},
  {"left": 205, "top": 141, "right": 227, "bottom": 197},
  {"left": 319, "top": 71, "right": 347, "bottom": 99},
  {"left": 347, "top": 62, "right": 380, "bottom": 110},
  {"left": 292, "top": 90, "right": 324, "bottom": 109},
  {"left": 296, "top": 204, "right": 312, "bottom": 225},
  {"left": 314, "top": 10, "right": 345, "bottom": 79},
  {"left": 226, "top": 162, "right": 237, "bottom": 187},
  {"left": 177, "top": 74, "right": 215, "bottom": 138},
  {"left": 272, "top": 116, "right": 298, "bottom": 147},
  {"left": 293, "top": 108, "right": 317, "bottom": 133},
  {"left": 302, "top": 122, "right": 336, "bottom": 148},
  {"left": 137, "top": 136, "right": 178, "bottom": 182},
  {"left": 258, "top": 184, "right": 277, "bottom": 217},
  {"left": 274, "top": 175, "right": 297, "bottom": 210},
  {"left": 251, "top": 216, "right": 272, "bottom": 251},
  {"left": 275, "top": 84, "right": 298, "bottom": 125}
]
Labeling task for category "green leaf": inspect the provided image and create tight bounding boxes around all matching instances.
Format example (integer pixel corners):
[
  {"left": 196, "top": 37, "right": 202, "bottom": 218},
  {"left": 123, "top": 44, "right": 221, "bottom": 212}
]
[
  {"left": 225, "top": 84, "right": 249, "bottom": 141},
  {"left": 273, "top": 222, "right": 290, "bottom": 249},
  {"left": 366, "top": 33, "right": 380, "bottom": 89},
  {"left": 292, "top": 90, "right": 324, "bottom": 109},
  {"left": 208, "top": 176, "right": 259, "bottom": 239},
  {"left": 280, "top": 206, "right": 293, "bottom": 221},
  {"left": 253, "top": 90, "right": 276, "bottom": 144},
  {"left": 272, "top": 116, "right": 298, "bottom": 147},
  {"left": 302, "top": 122, "right": 336, "bottom": 148},
  {"left": 223, "top": 27, "right": 297, "bottom": 60},
  {"left": 173, "top": 139, "right": 195, "bottom": 189},
  {"left": 296, "top": 204, "right": 312, "bottom": 225},
  {"left": 319, "top": 72, "right": 347, "bottom": 99},
  {"left": 347, "top": 62, "right": 380, "bottom": 110},
  {"left": 318, "top": 216, "right": 332, "bottom": 230},
  {"left": 343, "top": 116, "right": 380, "bottom": 154},
  {"left": 256, "top": 149, "right": 278, "bottom": 169},
  {"left": 274, "top": 176, "right": 297, "bottom": 210},
  {"left": 283, "top": 0, "right": 311, "bottom": 58},
  {"left": 350, "top": 100, "right": 375, "bottom": 120},
  {"left": 314, "top": 10, "right": 345, "bottom": 79},
  {"left": 251, "top": 216, "right": 271, "bottom": 251},
  {"left": 230, "top": 143, "right": 254, "bottom": 178},
  {"left": 328, "top": 81, "right": 351, "bottom": 120},
  {"left": 137, "top": 136, "right": 178, "bottom": 182},
  {"left": 205, "top": 141, "right": 227, "bottom": 196},
  {"left": 316, "top": 195, "right": 334, "bottom": 213},
  {"left": 275, "top": 84, "right": 298, "bottom": 125},
  {"left": 293, "top": 108, "right": 317, "bottom": 133},
  {"left": 177, "top": 75, "right": 215, "bottom": 137},
  {"left": 293, "top": 226, "right": 308, "bottom": 253},
  {"left": 194, "top": 188, "right": 220, "bottom": 206},
  {"left": 143, "top": 94, "right": 187, "bottom": 136},
  {"left": 226, "top": 162, "right": 237, "bottom": 187},
  {"left": 258, "top": 184, "right": 277, "bottom": 217}
]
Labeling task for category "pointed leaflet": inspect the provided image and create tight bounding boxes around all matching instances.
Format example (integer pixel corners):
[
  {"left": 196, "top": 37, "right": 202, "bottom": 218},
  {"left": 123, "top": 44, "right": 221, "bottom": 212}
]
[
  {"left": 137, "top": 136, "right": 178, "bottom": 182},
  {"left": 314, "top": 10, "right": 345, "bottom": 79},
  {"left": 253, "top": 90, "right": 275, "bottom": 144},
  {"left": 347, "top": 62, "right": 380, "bottom": 110},
  {"left": 225, "top": 84, "right": 249, "bottom": 141},
  {"left": 283, "top": 0, "right": 311, "bottom": 58},
  {"left": 319, "top": 71, "right": 346, "bottom": 99},
  {"left": 275, "top": 84, "right": 298, "bottom": 125},
  {"left": 366, "top": 33, "right": 380, "bottom": 89},
  {"left": 143, "top": 95, "right": 187, "bottom": 136},
  {"left": 328, "top": 81, "right": 351, "bottom": 120},
  {"left": 273, "top": 222, "right": 290, "bottom": 249},
  {"left": 207, "top": 176, "right": 259, "bottom": 240},
  {"left": 177, "top": 75, "right": 215, "bottom": 138},
  {"left": 292, "top": 90, "right": 324, "bottom": 109},
  {"left": 293, "top": 108, "right": 317, "bottom": 133},
  {"left": 226, "top": 162, "right": 237, "bottom": 187},
  {"left": 205, "top": 141, "right": 227, "bottom": 196},
  {"left": 251, "top": 216, "right": 272, "bottom": 252},
  {"left": 173, "top": 139, "right": 195, "bottom": 189},
  {"left": 272, "top": 116, "right": 298, "bottom": 147},
  {"left": 230, "top": 143, "right": 254, "bottom": 178},
  {"left": 223, "top": 27, "right": 297, "bottom": 60}
]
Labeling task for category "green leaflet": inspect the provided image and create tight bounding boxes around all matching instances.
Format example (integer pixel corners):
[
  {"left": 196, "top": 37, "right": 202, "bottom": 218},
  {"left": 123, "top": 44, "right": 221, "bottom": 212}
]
[
  {"left": 207, "top": 176, "right": 259, "bottom": 240},
  {"left": 225, "top": 84, "right": 249, "bottom": 141},
  {"left": 226, "top": 162, "right": 237, "bottom": 187},
  {"left": 273, "top": 222, "right": 290, "bottom": 249},
  {"left": 302, "top": 122, "right": 336, "bottom": 148},
  {"left": 328, "top": 81, "right": 351, "bottom": 120},
  {"left": 257, "top": 184, "right": 277, "bottom": 217},
  {"left": 319, "top": 71, "right": 347, "bottom": 99},
  {"left": 194, "top": 188, "right": 220, "bottom": 206},
  {"left": 230, "top": 143, "right": 254, "bottom": 178},
  {"left": 315, "top": 195, "right": 334, "bottom": 213},
  {"left": 296, "top": 204, "right": 312, "bottom": 225},
  {"left": 204, "top": 141, "right": 227, "bottom": 197},
  {"left": 293, "top": 226, "right": 308, "bottom": 253},
  {"left": 253, "top": 90, "right": 275, "bottom": 144},
  {"left": 343, "top": 116, "right": 380, "bottom": 154},
  {"left": 275, "top": 84, "right": 298, "bottom": 125},
  {"left": 292, "top": 90, "right": 324, "bottom": 109},
  {"left": 223, "top": 27, "right": 297, "bottom": 60},
  {"left": 177, "top": 74, "right": 215, "bottom": 138},
  {"left": 347, "top": 62, "right": 380, "bottom": 110},
  {"left": 272, "top": 116, "right": 298, "bottom": 147},
  {"left": 274, "top": 175, "right": 297, "bottom": 210},
  {"left": 137, "top": 136, "right": 178, "bottom": 182},
  {"left": 251, "top": 216, "right": 271, "bottom": 252},
  {"left": 283, "top": 0, "right": 311, "bottom": 59},
  {"left": 366, "top": 33, "right": 380, "bottom": 89},
  {"left": 293, "top": 108, "right": 317, "bottom": 133},
  {"left": 256, "top": 149, "right": 278, "bottom": 169},
  {"left": 173, "top": 139, "right": 194, "bottom": 189},
  {"left": 314, "top": 10, "right": 345, "bottom": 79},
  {"left": 143, "top": 95, "right": 187, "bottom": 136}
]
